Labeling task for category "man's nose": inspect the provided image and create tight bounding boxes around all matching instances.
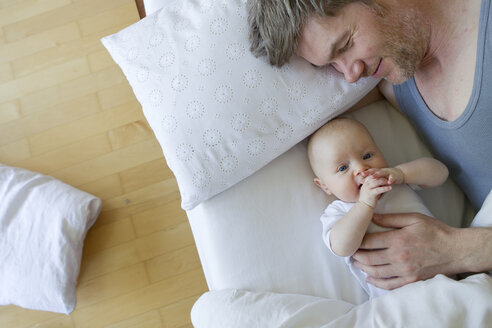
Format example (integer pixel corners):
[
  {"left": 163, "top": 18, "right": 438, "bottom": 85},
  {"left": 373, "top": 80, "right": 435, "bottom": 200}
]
[{"left": 332, "top": 59, "right": 364, "bottom": 83}]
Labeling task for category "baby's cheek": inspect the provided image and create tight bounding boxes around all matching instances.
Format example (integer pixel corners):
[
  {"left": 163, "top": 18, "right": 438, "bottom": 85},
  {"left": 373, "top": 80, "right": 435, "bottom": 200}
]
[{"left": 345, "top": 188, "right": 360, "bottom": 203}]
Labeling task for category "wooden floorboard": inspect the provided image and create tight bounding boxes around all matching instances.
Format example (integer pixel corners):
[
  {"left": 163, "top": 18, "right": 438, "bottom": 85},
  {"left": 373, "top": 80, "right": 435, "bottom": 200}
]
[{"left": 0, "top": 1, "right": 208, "bottom": 326}]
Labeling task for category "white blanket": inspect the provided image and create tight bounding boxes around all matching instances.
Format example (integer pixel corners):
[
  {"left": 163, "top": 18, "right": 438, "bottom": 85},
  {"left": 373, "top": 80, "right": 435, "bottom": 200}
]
[{"left": 191, "top": 274, "right": 492, "bottom": 327}]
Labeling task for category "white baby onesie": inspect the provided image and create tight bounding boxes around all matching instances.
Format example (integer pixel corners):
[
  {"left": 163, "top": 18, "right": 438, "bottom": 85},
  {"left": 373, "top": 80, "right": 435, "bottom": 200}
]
[{"left": 320, "top": 184, "right": 433, "bottom": 298}]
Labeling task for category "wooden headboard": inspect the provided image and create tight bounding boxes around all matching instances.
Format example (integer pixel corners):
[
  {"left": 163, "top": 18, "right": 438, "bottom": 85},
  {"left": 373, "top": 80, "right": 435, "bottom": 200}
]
[{"left": 135, "top": 0, "right": 146, "bottom": 18}]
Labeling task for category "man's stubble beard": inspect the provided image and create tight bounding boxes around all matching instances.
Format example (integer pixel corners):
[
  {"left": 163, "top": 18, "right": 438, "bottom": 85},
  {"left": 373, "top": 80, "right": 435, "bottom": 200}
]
[{"left": 377, "top": 9, "right": 429, "bottom": 84}]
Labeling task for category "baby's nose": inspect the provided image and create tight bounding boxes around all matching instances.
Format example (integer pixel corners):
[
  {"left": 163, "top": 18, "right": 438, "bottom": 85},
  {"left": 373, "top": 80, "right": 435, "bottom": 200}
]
[{"left": 354, "top": 164, "right": 369, "bottom": 176}]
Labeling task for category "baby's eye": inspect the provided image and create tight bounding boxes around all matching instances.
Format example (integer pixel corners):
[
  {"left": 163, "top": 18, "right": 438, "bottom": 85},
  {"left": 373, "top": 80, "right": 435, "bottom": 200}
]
[
  {"left": 363, "top": 153, "right": 372, "bottom": 160},
  {"left": 338, "top": 164, "right": 348, "bottom": 172}
]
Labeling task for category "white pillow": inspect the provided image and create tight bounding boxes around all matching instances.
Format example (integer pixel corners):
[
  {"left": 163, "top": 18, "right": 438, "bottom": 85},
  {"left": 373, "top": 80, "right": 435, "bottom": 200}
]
[
  {"left": 141, "top": 0, "right": 165, "bottom": 16},
  {"left": 0, "top": 164, "right": 102, "bottom": 314},
  {"left": 101, "top": 0, "right": 378, "bottom": 210}
]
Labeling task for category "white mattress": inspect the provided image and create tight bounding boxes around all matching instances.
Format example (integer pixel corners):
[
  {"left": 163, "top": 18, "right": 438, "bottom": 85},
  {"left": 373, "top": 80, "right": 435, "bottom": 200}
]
[{"left": 186, "top": 100, "right": 471, "bottom": 304}]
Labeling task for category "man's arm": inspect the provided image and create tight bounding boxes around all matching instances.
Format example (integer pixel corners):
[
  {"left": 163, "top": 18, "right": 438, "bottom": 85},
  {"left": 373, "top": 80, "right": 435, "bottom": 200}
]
[{"left": 352, "top": 214, "right": 492, "bottom": 290}]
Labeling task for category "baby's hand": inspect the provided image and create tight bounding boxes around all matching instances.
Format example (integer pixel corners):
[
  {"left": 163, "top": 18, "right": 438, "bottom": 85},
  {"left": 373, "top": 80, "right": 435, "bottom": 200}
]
[
  {"left": 359, "top": 175, "right": 392, "bottom": 208},
  {"left": 361, "top": 167, "right": 405, "bottom": 185}
]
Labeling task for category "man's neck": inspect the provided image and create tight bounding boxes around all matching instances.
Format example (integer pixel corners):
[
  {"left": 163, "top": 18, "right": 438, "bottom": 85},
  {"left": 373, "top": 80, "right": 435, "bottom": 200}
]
[
  {"left": 389, "top": 0, "right": 482, "bottom": 121},
  {"left": 414, "top": 0, "right": 481, "bottom": 75}
]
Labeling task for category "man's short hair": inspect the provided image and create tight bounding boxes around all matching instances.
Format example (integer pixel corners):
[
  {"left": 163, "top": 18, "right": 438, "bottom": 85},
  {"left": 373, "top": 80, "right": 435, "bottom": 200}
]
[
  {"left": 247, "top": 0, "right": 362, "bottom": 67},
  {"left": 247, "top": 0, "right": 375, "bottom": 67}
]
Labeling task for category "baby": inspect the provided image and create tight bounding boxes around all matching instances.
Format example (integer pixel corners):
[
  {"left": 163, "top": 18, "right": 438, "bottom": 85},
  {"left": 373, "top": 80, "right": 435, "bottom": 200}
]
[{"left": 307, "top": 117, "right": 449, "bottom": 298}]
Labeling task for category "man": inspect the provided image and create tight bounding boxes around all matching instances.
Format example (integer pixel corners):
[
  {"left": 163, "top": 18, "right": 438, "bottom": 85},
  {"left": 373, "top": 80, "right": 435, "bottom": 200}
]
[{"left": 248, "top": 0, "right": 492, "bottom": 290}]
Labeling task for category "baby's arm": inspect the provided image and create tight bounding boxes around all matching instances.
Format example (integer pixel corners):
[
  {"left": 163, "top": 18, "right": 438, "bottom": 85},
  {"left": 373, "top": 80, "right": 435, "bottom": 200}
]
[
  {"left": 330, "top": 177, "right": 391, "bottom": 257},
  {"left": 364, "top": 157, "right": 449, "bottom": 189},
  {"left": 395, "top": 157, "right": 448, "bottom": 188}
]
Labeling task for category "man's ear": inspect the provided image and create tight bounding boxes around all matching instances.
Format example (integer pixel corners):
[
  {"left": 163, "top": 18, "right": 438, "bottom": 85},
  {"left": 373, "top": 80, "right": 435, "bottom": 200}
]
[{"left": 314, "top": 178, "right": 332, "bottom": 195}]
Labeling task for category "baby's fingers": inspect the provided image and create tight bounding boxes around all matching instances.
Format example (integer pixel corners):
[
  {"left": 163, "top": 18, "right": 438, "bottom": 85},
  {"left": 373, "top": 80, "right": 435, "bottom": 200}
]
[
  {"left": 370, "top": 170, "right": 390, "bottom": 179},
  {"left": 365, "top": 177, "right": 389, "bottom": 188},
  {"left": 373, "top": 185, "right": 392, "bottom": 195},
  {"left": 388, "top": 175, "right": 398, "bottom": 184},
  {"left": 363, "top": 168, "right": 379, "bottom": 175}
]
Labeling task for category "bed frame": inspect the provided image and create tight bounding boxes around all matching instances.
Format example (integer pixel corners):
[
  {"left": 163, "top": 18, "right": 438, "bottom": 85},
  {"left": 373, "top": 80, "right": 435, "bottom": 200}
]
[{"left": 135, "top": 0, "right": 146, "bottom": 18}]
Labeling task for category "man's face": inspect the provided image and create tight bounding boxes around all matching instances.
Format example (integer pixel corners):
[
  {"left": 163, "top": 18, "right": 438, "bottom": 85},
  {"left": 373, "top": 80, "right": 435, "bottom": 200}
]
[{"left": 297, "top": 2, "right": 426, "bottom": 84}]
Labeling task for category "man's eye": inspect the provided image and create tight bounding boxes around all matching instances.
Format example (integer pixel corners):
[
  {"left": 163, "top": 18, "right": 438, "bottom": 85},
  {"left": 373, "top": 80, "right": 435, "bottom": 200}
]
[
  {"left": 338, "top": 165, "right": 348, "bottom": 172},
  {"left": 339, "top": 39, "right": 351, "bottom": 53},
  {"left": 363, "top": 153, "right": 372, "bottom": 160}
]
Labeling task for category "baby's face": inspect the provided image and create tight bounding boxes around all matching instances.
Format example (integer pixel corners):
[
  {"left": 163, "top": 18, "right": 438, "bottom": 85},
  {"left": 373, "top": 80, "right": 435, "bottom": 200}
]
[{"left": 314, "top": 125, "right": 388, "bottom": 202}]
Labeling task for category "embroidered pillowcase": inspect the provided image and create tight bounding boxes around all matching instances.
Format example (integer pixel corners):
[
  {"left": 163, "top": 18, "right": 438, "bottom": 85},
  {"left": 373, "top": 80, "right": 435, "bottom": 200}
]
[{"left": 102, "top": 0, "right": 378, "bottom": 210}]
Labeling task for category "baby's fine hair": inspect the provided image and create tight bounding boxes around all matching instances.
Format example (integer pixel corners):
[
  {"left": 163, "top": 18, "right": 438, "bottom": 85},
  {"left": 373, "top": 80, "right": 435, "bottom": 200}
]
[{"left": 307, "top": 117, "right": 373, "bottom": 175}]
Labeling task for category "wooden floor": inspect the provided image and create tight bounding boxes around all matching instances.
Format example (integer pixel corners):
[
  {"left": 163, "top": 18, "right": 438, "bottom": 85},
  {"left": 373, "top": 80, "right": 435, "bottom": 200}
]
[{"left": 0, "top": 0, "right": 208, "bottom": 327}]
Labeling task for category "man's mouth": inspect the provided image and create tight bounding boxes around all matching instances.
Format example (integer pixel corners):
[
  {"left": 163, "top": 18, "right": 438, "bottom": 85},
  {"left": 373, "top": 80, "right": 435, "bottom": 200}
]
[{"left": 372, "top": 59, "right": 383, "bottom": 78}]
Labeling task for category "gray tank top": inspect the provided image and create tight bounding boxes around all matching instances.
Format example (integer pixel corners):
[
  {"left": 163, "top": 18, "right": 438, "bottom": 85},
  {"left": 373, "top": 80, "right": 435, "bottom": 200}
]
[{"left": 394, "top": 0, "right": 492, "bottom": 210}]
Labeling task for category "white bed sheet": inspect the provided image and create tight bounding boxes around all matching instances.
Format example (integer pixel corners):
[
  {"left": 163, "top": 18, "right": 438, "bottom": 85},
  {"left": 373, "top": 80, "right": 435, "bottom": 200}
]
[
  {"left": 186, "top": 100, "right": 471, "bottom": 304},
  {"left": 188, "top": 137, "right": 368, "bottom": 304}
]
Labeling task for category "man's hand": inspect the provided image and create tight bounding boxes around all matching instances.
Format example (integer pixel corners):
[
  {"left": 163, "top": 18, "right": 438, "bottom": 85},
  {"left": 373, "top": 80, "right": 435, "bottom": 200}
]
[
  {"left": 352, "top": 212, "right": 462, "bottom": 290},
  {"left": 361, "top": 167, "right": 405, "bottom": 185}
]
